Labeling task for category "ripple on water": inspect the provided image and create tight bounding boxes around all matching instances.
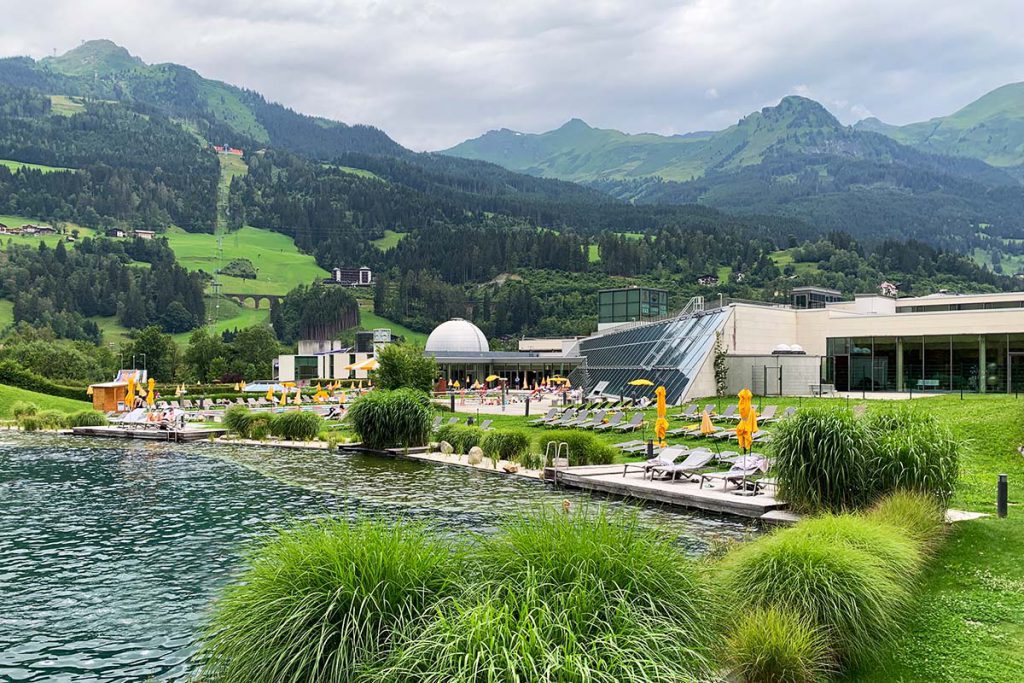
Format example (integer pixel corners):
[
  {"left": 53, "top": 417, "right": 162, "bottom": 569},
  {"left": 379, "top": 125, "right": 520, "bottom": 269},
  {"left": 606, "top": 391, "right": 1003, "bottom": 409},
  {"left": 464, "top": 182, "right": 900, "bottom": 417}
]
[{"left": 0, "top": 434, "right": 757, "bottom": 681}]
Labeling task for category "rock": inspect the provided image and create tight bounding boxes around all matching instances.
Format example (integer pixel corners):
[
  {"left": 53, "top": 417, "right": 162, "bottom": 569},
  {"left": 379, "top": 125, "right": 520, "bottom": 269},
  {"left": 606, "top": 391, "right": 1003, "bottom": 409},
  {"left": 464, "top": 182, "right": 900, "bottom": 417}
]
[
  {"left": 502, "top": 464, "right": 520, "bottom": 474},
  {"left": 467, "top": 446, "right": 484, "bottom": 465},
  {"left": 439, "top": 440, "right": 453, "bottom": 455}
]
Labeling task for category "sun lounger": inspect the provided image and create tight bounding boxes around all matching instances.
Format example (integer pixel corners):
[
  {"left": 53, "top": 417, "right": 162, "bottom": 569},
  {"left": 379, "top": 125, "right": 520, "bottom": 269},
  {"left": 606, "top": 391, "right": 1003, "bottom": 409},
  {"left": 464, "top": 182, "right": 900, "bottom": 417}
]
[
  {"left": 445, "top": 417, "right": 459, "bottom": 427},
  {"left": 547, "top": 409, "right": 578, "bottom": 428},
  {"left": 716, "top": 404, "right": 739, "bottom": 421},
  {"left": 615, "top": 413, "right": 645, "bottom": 432},
  {"left": 702, "top": 403, "right": 716, "bottom": 416},
  {"left": 529, "top": 408, "right": 559, "bottom": 425},
  {"left": 699, "top": 455, "right": 771, "bottom": 492},
  {"left": 756, "top": 405, "right": 779, "bottom": 422},
  {"left": 673, "top": 404, "right": 698, "bottom": 420},
  {"left": 623, "top": 445, "right": 689, "bottom": 478},
  {"left": 651, "top": 449, "right": 717, "bottom": 481},
  {"left": 594, "top": 412, "right": 623, "bottom": 431},
  {"left": 621, "top": 441, "right": 659, "bottom": 454},
  {"left": 613, "top": 439, "right": 646, "bottom": 451},
  {"left": 431, "top": 415, "right": 443, "bottom": 431},
  {"left": 780, "top": 406, "right": 796, "bottom": 420},
  {"left": 564, "top": 410, "right": 591, "bottom": 428},
  {"left": 479, "top": 419, "right": 493, "bottom": 431},
  {"left": 578, "top": 410, "right": 606, "bottom": 429}
]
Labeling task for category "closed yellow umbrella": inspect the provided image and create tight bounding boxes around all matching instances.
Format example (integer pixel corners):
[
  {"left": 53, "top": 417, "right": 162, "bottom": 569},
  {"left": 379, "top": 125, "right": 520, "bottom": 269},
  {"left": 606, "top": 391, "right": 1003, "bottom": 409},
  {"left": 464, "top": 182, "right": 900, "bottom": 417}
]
[
  {"left": 699, "top": 410, "right": 715, "bottom": 436},
  {"left": 86, "top": 385, "right": 94, "bottom": 396},
  {"left": 654, "top": 385, "right": 668, "bottom": 447},
  {"left": 628, "top": 378, "right": 654, "bottom": 386},
  {"left": 735, "top": 388, "right": 755, "bottom": 452},
  {"left": 279, "top": 388, "right": 289, "bottom": 406},
  {"left": 240, "top": 380, "right": 247, "bottom": 391},
  {"left": 293, "top": 388, "right": 303, "bottom": 406},
  {"left": 453, "top": 380, "right": 461, "bottom": 389},
  {"left": 146, "top": 378, "right": 155, "bottom": 408},
  {"left": 124, "top": 377, "right": 135, "bottom": 407},
  {"left": 266, "top": 386, "right": 275, "bottom": 401},
  {"left": 233, "top": 382, "right": 240, "bottom": 391}
]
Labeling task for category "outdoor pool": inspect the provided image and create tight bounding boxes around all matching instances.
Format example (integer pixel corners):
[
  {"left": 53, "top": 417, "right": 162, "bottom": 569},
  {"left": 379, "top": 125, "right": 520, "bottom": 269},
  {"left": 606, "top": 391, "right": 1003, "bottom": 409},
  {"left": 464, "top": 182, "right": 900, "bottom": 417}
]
[{"left": 0, "top": 434, "right": 756, "bottom": 681}]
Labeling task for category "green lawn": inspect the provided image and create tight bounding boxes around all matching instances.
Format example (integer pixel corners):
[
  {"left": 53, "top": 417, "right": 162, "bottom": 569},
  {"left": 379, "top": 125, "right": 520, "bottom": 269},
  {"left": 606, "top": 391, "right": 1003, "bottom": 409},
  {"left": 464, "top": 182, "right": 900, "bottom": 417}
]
[
  {"left": 164, "top": 225, "right": 328, "bottom": 295},
  {"left": 0, "top": 384, "right": 90, "bottom": 418},
  {"left": 358, "top": 308, "right": 428, "bottom": 345},
  {"left": 370, "top": 230, "right": 406, "bottom": 251},
  {"left": 171, "top": 297, "right": 270, "bottom": 345},
  {"left": 972, "top": 247, "right": 1024, "bottom": 277},
  {"left": 335, "top": 165, "right": 384, "bottom": 181},
  {"left": 0, "top": 159, "right": 73, "bottom": 174},
  {"left": 49, "top": 95, "right": 87, "bottom": 116},
  {"left": 88, "top": 315, "right": 133, "bottom": 346},
  {"left": 770, "top": 248, "right": 820, "bottom": 275},
  {"left": 216, "top": 153, "right": 248, "bottom": 231},
  {"left": 0, "top": 298, "right": 12, "bottom": 329}
]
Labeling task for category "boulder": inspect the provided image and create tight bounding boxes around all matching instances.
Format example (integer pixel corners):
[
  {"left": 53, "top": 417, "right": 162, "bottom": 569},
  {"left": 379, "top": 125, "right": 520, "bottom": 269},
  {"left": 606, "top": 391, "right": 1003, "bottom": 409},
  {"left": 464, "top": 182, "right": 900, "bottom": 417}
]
[
  {"left": 438, "top": 440, "right": 453, "bottom": 455},
  {"left": 467, "top": 446, "right": 484, "bottom": 465}
]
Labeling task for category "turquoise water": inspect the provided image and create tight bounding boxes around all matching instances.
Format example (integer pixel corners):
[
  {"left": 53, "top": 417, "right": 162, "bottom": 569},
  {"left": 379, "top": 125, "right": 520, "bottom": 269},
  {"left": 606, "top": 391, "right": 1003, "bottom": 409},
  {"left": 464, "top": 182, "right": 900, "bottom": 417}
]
[{"left": 0, "top": 435, "right": 755, "bottom": 681}]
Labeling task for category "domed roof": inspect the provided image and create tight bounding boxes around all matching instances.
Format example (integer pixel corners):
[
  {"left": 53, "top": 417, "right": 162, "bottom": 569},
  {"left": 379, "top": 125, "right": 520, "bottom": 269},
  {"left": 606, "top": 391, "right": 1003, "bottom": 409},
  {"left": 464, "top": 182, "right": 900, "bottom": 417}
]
[{"left": 425, "top": 318, "right": 489, "bottom": 353}]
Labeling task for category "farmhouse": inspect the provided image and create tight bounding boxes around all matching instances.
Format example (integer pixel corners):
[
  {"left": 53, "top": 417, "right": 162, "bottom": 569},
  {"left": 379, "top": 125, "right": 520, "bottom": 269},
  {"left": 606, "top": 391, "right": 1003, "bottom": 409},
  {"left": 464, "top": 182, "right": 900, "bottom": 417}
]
[
  {"left": 325, "top": 266, "right": 373, "bottom": 286},
  {"left": 133, "top": 230, "right": 156, "bottom": 240}
]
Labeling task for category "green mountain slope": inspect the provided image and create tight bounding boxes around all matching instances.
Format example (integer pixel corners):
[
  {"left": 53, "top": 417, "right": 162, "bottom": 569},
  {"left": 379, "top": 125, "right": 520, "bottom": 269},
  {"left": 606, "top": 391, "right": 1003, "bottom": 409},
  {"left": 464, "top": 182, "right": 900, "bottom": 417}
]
[{"left": 854, "top": 82, "right": 1024, "bottom": 168}]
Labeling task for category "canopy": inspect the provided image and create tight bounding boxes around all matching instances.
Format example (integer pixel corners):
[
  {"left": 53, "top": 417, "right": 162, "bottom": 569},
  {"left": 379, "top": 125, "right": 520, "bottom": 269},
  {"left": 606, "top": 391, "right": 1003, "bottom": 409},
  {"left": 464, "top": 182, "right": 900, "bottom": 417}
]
[{"left": 628, "top": 378, "right": 654, "bottom": 386}]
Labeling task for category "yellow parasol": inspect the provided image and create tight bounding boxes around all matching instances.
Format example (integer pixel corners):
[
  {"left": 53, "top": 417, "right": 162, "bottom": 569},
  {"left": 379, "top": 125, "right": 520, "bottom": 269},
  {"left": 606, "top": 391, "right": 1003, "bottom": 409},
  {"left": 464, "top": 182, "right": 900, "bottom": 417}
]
[
  {"left": 628, "top": 378, "right": 654, "bottom": 386},
  {"left": 453, "top": 380, "right": 461, "bottom": 389},
  {"left": 279, "top": 388, "right": 289, "bottom": 406},
  {"left": 86, "top": 385, "right": 94, "bottom": 396},
  {"left": 233, "top": 382, "right": 240, "bottom": 391},
  {"left": 124, "top": 377, "right": 135, "bottom": 406},
  {"left": 485, "top": 374, "right": 501, "bottom": 382},
  {"left": 146, "top": 378, "right": 155, "bottom": 408},
  {"left": 338, "top": 391, "right": 347, "bottom": 405},
  {"left": 266, "top": 386, "right": 274, "bottom": 401},
  {"left": 293, "top": 389, "right": 303, "bottom": 406},
  {"left": 240, "top": 380, "right": 247, "bottom": 391},
  {"left": 654, "top": 385, "right": 669, "bottom": 447},
  {"left": 735, "top": 388, "right": 755, "bottom": 452},
  {"left": 699, "top": 410, "right": 715, "bottom": 436}
]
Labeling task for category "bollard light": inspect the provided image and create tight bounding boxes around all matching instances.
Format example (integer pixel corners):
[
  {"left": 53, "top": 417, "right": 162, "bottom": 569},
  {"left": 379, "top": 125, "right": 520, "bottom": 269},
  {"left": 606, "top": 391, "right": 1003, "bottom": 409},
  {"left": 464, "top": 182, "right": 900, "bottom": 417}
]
[{"left": 997, "top": 474, "right": 1008, "bottom": 518}]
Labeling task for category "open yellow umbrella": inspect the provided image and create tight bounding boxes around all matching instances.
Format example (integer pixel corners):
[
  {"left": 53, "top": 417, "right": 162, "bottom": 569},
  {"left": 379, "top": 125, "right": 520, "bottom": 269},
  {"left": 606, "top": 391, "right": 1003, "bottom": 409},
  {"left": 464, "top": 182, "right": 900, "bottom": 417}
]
[
  {"left": 486, "top": 374, "right": 501, "bottom": 382},
  {"left": 654, "top": 385, "right": 669, "bottom": 447},
  {"left": 628, "top": 378, "right": 654, "bottom": 386},
  {"left": 146, "top": 378, "right": 156, "bottom": 408}
]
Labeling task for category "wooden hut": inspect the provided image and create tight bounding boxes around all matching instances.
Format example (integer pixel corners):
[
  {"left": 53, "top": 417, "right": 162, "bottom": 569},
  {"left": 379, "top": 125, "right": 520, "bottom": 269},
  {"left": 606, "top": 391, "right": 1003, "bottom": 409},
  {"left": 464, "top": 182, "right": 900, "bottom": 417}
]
[{"left": 89, "top": 381, "right": 127, "bottom": 412}]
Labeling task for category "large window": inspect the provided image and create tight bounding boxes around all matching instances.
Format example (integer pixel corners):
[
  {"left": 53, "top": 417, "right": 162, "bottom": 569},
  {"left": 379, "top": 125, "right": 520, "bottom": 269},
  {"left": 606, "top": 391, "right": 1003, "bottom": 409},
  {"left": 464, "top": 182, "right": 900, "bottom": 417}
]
[
  {"left": 295, "top": 356, "right": 319, "bottom": 381},
  {"left": 598, "top": 287, "right": 670, "bottom": 324}
]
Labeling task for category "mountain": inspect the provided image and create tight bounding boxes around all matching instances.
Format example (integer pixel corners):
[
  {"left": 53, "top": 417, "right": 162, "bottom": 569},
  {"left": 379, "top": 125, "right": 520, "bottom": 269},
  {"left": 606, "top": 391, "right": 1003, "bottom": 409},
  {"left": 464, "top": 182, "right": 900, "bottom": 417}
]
[
  {"left": 854, "top": 82, "right": 1024, "bottom": 168},
  {"left": 0, "top": 40, "right": 405, "bottom": 158}
]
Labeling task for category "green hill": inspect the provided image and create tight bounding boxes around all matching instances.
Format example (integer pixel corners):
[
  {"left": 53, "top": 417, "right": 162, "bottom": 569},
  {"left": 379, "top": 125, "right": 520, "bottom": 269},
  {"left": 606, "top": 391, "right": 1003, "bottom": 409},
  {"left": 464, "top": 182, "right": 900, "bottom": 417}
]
[
  {"left": 41, "top": 39, "right": 143, "bottom": 77},
  {"left": 854, "top": 82, "right": 1024, "bottom": 168},
  {"left": 0, "top": 383, "right": 90, "bottom": 418}
]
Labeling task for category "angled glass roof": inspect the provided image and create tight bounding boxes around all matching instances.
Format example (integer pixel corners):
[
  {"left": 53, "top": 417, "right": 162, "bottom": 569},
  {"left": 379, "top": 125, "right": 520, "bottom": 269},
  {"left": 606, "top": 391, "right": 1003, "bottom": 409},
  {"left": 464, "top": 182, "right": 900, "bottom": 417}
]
[{"left": 571, "top": 309, "right": 729, "bottom": 404}]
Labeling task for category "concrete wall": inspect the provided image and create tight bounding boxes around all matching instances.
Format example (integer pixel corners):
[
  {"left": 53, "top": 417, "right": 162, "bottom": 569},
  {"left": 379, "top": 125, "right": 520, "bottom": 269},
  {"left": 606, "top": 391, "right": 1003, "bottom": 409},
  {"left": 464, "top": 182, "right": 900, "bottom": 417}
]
[
  {"left": 725, "top": 355, "right": 823, "bottom": 396},
  {"left": 682, "top": 341, "right": 721, "bottom": 402},
  {"left": 277, "top": 355, "right": 295, "bottom": 382}
]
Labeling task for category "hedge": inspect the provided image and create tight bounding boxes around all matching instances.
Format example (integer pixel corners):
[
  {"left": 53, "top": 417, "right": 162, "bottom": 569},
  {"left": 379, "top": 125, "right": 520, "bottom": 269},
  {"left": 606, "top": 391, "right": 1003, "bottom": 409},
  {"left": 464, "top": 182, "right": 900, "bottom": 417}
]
[
  {"left": 0, "top": 361, "right": 88, "bottom": 401},
  {"left": 539, "top": 430, "right": 616, "bottom": 466}
]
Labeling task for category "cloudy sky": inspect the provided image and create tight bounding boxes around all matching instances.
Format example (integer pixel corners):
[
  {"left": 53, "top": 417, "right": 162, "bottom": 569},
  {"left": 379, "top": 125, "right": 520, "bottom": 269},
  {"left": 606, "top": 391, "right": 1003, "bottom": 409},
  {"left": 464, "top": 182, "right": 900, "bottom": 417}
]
[{"left": 2, "top": 0, "right": 1023, "bottom": 150}]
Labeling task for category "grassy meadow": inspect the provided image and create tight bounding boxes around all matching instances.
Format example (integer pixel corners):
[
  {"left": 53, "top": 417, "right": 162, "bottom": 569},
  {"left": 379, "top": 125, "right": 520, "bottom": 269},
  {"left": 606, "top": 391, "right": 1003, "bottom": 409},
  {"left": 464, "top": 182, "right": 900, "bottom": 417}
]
[
  {"left": 370, "top": 229, "right": 406, "bottom": 250},
  {"left": 0, "top": 384, "right": 90, "bottom": 418},
  {"left": 216, "top": 154, "right": 248, "bottom": 231},
  {"left": 0, "top": 299, "right": 12, "bottom": 329},
  {"left": 0, "top": 159, "right": 73, "bottom": 173}
]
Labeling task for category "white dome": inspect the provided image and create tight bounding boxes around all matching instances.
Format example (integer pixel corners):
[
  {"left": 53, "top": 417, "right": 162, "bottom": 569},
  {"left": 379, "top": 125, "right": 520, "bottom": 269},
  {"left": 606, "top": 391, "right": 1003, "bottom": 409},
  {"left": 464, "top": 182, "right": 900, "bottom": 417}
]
[
  {"left": 773, "top": 344, "right": 792, "bottom": 353},
  {"left": 425, "top": 318, "right": 489, "bottom": 353},
  {"left": 790, "top": 344, "right": 804, "bottom": 353}
]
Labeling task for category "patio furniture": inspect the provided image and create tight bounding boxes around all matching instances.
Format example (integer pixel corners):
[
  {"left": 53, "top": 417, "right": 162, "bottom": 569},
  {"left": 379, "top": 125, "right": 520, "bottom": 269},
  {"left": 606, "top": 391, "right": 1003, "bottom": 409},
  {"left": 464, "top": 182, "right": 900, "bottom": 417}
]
[
  {"left": 615, "top": 413, "right": 645, "bottom": 432},
  {"left": 623, "top": 445, "right": 688, "bottom": 478},
  {"left": 594, "top": 412, "right": 624, "bottom": 431},
  {"left": 529, "top": 408, "right": 559, "bottom": 425},
  {"left": 651, "top": 449, "right": 717, "bottom": 482}
]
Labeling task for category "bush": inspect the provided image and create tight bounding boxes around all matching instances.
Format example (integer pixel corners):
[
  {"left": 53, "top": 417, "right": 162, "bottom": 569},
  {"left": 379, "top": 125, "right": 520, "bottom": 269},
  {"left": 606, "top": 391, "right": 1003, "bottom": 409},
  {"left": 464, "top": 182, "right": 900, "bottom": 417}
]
[
  {"left": 770, "top": 406, "right": 873, "bottom": 513},
  {"left": 223, "top": 406, "right": 255, "bottom": 437},
  {"left": 10, "top": 400, "right": 38, "bottom": 419},
  {"left": 539, "top": 430, "right": 616, "bottom": 466},
  {"left": 436, "top": 424, "right": 483, "bottom": 454},
  {"left": 867, "top": 490, "right": 947, "bottom": 553},
  {"left": 348, "top": 389, "right": 432, "bottom": 450},
  {"left": 795, "top": 513, "right": 925, "bottom": 583},
  {"left": 35, "top": 409, "right": 67, "bottom": 429},
  {"left": 480, "top": 429, "right": 532, "bottom": 464},
  {"left": 248, "top": 413, "right": 274, "bottom": 440},
  {"left": 379, "top": 507, "right": 717, "bottom": 681},
  {"left": 373, "top": 343, "right": 438, "bottom": 393},
  {"left": 270, "top": 411, "right": 324, "bottom": 441},
  {"left": 65, "top": 410, "right": 108, "bottom": 428},
  {"left": 18, "top": 415, "right": 43, "bottom": 432},
  {"left": 865, "top": 405, "right": 961, "bottom": 505},
  {"left": 722, "top": 520, "right": 911, "bottom": 667},
  {"left": 0, "top": 360, "right": 88, "bottom": 401},
  {"left": 724, "top": 607, "right": 832, "bottom": 683},
  {"left": 199, "top": 518, "right": 459, "bottom": 682}
]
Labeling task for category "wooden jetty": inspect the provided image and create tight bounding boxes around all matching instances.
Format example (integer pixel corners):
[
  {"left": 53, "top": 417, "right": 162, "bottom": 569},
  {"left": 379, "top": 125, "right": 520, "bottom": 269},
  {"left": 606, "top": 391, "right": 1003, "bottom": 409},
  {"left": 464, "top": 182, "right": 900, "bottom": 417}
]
[{"left": 71, "top": 425, "right": 226, "bottom": 442}]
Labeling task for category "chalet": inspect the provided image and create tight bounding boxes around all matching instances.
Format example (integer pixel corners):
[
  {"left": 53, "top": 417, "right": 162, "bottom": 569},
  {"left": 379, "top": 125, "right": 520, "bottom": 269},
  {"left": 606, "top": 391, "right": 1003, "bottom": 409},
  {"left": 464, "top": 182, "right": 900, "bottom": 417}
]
[
  {"left": 214, "top": 144, "right": 244, "bottom": 156},
  {"left": 697, "top": 274, "right": 719, "bottom": 286},
  {"left": 133, "top": 230, "right": 156, "bottom": 240},
  {"left": 879, "top": 281, "right": 900, "bottom": 297},
  {"left": 325, "top": 266, "right": 373, "bottom": 286},
  {"left": 22, "top": 224, "right": 56, "bottom": 235},
  {"left": 106, "top": 228, "right": 127, "bottom": 238}
]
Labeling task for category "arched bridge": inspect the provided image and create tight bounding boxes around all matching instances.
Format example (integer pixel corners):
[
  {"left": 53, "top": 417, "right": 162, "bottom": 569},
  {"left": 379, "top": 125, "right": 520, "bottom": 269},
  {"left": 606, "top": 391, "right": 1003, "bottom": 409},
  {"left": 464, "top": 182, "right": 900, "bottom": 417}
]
[{"left": 221, "top": 293, "right": 283, "bottom": 309}]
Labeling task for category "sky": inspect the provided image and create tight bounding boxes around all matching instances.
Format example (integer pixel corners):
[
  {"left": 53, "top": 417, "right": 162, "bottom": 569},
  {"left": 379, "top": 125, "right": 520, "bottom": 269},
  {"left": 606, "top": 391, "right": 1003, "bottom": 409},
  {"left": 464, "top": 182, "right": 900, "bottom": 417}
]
[{"left": 2, "top": 0, "right": 1023, "bottom": 151}]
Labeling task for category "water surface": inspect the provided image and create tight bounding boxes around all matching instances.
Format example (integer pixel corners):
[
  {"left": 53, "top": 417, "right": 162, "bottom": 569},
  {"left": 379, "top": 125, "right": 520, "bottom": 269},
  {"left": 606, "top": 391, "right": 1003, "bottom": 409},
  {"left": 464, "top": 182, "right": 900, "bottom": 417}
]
[{"left": 0, "top": 435, "right": 755, "bottom": 681}]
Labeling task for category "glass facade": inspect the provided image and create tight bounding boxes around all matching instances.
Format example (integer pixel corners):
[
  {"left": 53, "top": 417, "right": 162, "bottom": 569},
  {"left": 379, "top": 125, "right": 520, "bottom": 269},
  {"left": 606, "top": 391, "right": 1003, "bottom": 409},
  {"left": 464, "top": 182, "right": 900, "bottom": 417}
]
[
  {"left": 577, "top": 308, "right": 729, "bottom": 403},
  {"left": 598, "top": 287, "right": 669, "bottom": 325},
  {"left": 825, "top": 334, "right": 1024, "bottom": 393}
]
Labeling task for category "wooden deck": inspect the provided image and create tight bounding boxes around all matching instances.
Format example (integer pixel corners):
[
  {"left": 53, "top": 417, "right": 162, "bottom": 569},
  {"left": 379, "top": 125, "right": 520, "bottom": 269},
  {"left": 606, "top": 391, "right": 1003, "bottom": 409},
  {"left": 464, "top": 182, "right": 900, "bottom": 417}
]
[
  {"left": 546, "top": 464, "right": 789, "bottom": 520},
  {"left": 71, "top": 426, "right": 226, "bottom": 442}
]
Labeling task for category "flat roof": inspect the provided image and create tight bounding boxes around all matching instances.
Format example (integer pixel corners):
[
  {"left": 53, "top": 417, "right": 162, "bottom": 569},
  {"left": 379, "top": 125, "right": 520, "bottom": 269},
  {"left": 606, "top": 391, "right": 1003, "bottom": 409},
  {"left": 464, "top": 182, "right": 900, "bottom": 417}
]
[{"left": 429, "top": 350, "right": 582, "bottom": 363}]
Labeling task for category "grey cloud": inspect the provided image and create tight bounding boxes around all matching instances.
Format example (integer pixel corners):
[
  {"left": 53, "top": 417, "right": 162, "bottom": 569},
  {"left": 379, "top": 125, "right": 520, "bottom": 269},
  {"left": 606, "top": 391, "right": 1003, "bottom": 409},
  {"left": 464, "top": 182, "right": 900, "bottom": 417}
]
[{"left": 1, "top": 0, "right": 1022, "bottom": 150}]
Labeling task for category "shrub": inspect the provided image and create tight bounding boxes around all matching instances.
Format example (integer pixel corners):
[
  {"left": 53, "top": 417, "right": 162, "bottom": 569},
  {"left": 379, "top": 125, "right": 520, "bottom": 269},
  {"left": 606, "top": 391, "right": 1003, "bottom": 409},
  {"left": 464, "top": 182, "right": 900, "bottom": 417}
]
[
  {"left": 223, "top": 405, "right": 254, "bottom": 437},
  {"left": 348, "top": 389, "right": 432, "bottom": 450},
  {"left": 480, "top": 429, "right": 531, "bottom": 464},
  {"left": 724, "top": 607, "right": 832, "bottom": 683},
  {"left": 865, "top": 405, "right": 961, "bottom": 505},
  {"left": 770, "top": 406, "right": 873, "bottom": 513},
  {"left": 248, "top": 413, "right": 274, "bottom": 440},
  {"left": 867, "top": 490, "right": 947, "bottom": 553},
  {"left": 373, "top": 343, "right": 438, "bottom": 393},
  {"left": 539, "top": 430, "right": 616, "bottom": 466},
  {"left": 436, "top": 424, "right": 483, "bottom": 454},
  {"left": 795, "top": 513, "right": 925, "bottom": 583},
  {"left": 379, "top": 507, "right": 717, "bottom": 681},
  {"left": 19, "top": 415, "right": 43, "bottom": 432},
  {"left": 35, "top": 409, "right": 67, "bottom": 429},
  {"left": 65, "top": 410, "right": 108, "bottom": 428},
  {"left": 199, "top": 518, "right": 459, "bottom": 682},
  {"left": 0, "top": 360, "right": 88, "bottom": 401},
  {"left": 270, "top": 411, "right": 324, "bottom": 441},
  {"left": 722, "top": 522, "right": 910, "bottom": 667},
  {"left": 10, "top": 400, "right": 38, "bottom": 419}
]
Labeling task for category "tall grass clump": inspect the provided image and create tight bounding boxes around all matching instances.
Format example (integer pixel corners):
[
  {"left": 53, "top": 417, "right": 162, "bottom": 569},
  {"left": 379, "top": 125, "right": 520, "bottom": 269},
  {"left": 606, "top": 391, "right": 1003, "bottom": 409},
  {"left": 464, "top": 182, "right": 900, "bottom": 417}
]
[
  {"left": 348, "top": 389, "right": 432, "bottom": 450},
  {"left": 199, "top": 517, "right": 460, "bottom": 682},
  {"left": 222, "top": 405, "right": 254, "bottom": 437},
  {"left": 795, "top": 513, "right": 925, "bottom": 582},
  {"left": 865, "top": 404, "right": 961, "bottom": 505},
  {"left": 770, "top": 406, "right": 873, "bottom": 512},
  {"left": 479, "top": 429, "right": 530, "bottom": 463},
  {"left": 721, "top": 522, "right": 911, "bottom": 667},
  {"left": 269, "top": 411, "right": 323, "bottom": 441},
  {"left": 64, "top": 410, "right": 108, "bottom": 428},
  {"left": 724, "top": 607, "right": 832, "bottom": 683},
  {"left": 18, "top": 415, "right": 43, "bottom": 431},
  {"left": 380, "top": 507, "right": 717, "bottom": 682},
  {"left": 248, "top": 413, "right": 273, "bottom": 440},
  {"left": 540, "top": 430, "right": 616, "bottom": 465},
  {"left": 35, "top": 409, "right": 67, "bottom": 429},
  {"left": 867, "top": 490, "right": 947, "bottom": 553},
  {"left": 435, "top": 424, "right": 482, "bottom": 454},
  {"left": 10, "top": 400, "right": 38, "bottom": 419}
]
